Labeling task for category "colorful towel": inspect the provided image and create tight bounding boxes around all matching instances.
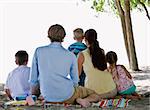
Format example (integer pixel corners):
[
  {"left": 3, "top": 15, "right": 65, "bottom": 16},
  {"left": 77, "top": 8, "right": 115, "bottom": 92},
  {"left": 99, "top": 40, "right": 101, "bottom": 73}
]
[
  {"left": 4, "top": 98, "right": 130, "bottom": 109},
  {"left": 4, "top": 100, "right": 27, "bottom": 106},
  {"left": 92, "top": 98, "right": 131, "bottom": 108}
]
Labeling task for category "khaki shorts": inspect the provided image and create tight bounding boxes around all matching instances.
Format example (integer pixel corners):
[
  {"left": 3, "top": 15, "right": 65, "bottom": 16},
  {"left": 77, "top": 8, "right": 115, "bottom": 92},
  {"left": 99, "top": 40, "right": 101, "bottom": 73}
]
[
  {"left": 98, "top": 88, "right": 117, "bottom": 99},
  {"left": 63, "top": 86, "right": 95, "bottom": 104}
]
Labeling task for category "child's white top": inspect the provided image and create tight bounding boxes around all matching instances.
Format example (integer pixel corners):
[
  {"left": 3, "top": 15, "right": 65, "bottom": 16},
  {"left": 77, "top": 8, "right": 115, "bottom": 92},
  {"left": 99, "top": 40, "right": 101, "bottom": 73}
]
[{"left": 5, "top": 65, "right": 30, "bottom": 98}]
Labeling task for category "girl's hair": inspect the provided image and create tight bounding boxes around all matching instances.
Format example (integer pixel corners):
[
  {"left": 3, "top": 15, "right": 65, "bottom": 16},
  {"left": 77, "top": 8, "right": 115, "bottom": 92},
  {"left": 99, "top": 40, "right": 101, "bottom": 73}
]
[
  {"left": 106, "top": 51, "right": 118, "bottom": 64},
  {"left": 84, "top": 29, "right": 107, "bottom": 71}
]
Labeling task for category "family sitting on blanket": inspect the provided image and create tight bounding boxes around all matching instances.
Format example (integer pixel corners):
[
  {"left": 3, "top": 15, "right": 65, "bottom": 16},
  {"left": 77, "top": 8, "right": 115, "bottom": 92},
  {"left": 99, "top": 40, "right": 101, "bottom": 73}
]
[{"left": 4, "top": 24, "right": 140, "bottom": 107}]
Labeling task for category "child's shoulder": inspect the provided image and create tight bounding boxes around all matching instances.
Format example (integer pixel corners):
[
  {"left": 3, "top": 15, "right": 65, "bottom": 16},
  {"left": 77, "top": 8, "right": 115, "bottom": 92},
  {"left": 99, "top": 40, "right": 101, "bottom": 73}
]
[
  {"left": 74, "top": 42, "right": 85, "bottom": 46},
  {"left": 69, "top": 42, "right": 86, "bottom": 48},
  {"left": 68, "top": 42, "right": 78, "bottom": 48}
]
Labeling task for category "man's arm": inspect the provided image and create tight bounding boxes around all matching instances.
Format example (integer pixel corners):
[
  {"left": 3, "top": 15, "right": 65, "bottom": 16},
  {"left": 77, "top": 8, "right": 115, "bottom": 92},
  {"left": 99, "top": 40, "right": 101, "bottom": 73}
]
[
  {"left": 29, "top": 49, "right": 39, "bottom": 94},
  {"left": 30, "top": 83, "right": 40, "bottom": 97},
  {"left": 70, "top": 54, "right": 79, "bottom": 86}
]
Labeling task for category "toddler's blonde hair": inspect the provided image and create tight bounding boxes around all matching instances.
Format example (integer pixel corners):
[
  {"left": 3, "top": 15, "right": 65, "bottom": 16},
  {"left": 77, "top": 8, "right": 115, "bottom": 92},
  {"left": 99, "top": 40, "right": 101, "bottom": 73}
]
[{"left": 73, "top": 28, "right": 84, "bottom": 38}]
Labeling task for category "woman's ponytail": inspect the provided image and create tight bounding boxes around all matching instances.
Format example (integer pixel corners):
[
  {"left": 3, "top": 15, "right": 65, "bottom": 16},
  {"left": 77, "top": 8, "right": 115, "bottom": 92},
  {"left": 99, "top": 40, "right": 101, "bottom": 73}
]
[{"left": 85, "top": 29, "right": 107, "bottom": 71}]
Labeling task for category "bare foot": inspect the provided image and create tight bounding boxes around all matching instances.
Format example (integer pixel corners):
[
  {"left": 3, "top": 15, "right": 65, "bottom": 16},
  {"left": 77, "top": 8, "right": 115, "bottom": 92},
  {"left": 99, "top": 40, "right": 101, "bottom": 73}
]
[
  {"left": 76, "top": 98, "right": 91, "bottom": 107},
  {"left": 38, "top": 96, "right": 44, "bottom": 101}
]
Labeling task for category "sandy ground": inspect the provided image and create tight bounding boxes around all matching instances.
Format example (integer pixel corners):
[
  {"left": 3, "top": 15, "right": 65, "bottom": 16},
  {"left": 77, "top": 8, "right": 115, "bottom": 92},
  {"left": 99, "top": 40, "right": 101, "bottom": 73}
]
[{"left": 0, "top": 66, "right": 150, "bottom": 110}]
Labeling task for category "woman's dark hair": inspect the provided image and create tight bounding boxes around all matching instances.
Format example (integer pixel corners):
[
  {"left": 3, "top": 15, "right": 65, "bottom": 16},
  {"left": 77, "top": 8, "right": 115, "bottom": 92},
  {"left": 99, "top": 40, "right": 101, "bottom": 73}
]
[
  {"left": 84, "top": 29, "right": 107, "bottom": 71},
  {"left": 15, "top": 50, "right": 28, "bottom": 65},
  {"left": 106, "top": 51, "right": 118, "bottom": 64}
]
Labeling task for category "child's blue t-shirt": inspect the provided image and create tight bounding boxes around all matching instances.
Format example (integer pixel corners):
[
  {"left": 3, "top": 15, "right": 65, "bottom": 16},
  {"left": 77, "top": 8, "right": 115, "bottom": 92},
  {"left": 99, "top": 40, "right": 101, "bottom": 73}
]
[{"left": 68, "top": 42, "right": 87, "bottom": 56}]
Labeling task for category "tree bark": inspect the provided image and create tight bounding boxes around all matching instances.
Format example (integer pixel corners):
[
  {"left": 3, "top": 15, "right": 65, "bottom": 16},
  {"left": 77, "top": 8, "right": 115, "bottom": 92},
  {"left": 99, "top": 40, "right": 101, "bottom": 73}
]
[
  {"left": 124, "top": 0, "right": 139, "bottom": 71},
  {"left": 115, "top": 0, "right": 130, "bottom": 65}
]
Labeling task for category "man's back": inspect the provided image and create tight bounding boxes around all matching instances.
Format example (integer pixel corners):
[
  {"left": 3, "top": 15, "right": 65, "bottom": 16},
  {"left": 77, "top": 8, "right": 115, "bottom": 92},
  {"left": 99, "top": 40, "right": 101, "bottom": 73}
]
[{"left": 30, "top": 42, "right": 79, "bottom": 102}]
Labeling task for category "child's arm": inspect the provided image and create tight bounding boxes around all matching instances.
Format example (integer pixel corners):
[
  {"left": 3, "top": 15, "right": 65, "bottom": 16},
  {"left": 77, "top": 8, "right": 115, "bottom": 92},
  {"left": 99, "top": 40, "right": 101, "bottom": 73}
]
[
  {"left": 121, "top": 65, "right": 132, "bottom": 79},
  {"left": 5, "top": 89, "right": 13, "bottom": 100},
  {"left": 107, "top": 67, "right": 119, "bottom": 82},
  {"left": 5, "top": 73, "right": 13, "bottom": 100}
]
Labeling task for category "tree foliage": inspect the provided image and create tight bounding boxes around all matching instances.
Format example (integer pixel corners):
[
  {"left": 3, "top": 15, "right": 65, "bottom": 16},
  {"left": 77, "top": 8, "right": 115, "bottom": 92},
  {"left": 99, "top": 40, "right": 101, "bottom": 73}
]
[
  {"left": 83, "top": 0, "right": 150, "bottom": 19},
  {"left": 82, "top": 0, "right": 149, "bottom": 70}
]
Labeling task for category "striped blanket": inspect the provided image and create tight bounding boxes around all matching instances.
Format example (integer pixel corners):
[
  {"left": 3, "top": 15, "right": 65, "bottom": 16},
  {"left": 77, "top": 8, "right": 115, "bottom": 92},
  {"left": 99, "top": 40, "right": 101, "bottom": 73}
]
[
  {"left": 4, "top": 98, "right": 130, "bottom": 109},
  {"left": 92, "top": 98, "right": 131, "bottom": 108}
]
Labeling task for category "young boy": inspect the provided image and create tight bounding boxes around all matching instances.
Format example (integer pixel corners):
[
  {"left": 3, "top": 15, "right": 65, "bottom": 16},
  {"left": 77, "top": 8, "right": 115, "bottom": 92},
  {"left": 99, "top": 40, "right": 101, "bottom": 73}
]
[
  {"left": 5, "top": 50, "right": 30, "bottom": 100},
  {"left": 68, "top": 28, "right": 87, "bottom": 86}
]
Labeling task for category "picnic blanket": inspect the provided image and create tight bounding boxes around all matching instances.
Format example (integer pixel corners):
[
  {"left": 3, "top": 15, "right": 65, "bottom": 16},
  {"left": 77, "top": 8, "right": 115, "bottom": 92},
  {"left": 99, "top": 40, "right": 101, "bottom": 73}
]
[
  {"left": 92, "top": 98, "right": 131, "bottom": 108},
  {"left": 3, "top": 98, "right": 130, "bottom": 109}
]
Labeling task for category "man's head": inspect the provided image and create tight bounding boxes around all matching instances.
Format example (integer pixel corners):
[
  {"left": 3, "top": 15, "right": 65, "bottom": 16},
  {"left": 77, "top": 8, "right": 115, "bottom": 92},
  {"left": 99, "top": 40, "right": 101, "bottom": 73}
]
[
  {"left": 48, "top": 24, "right": 66, "bottom": 42},
  {"left": 15, "top": 50, "right": 28, "bottom": 66},
  {"left": 73, "top": 28, "right": 84, "bottom": 41}
]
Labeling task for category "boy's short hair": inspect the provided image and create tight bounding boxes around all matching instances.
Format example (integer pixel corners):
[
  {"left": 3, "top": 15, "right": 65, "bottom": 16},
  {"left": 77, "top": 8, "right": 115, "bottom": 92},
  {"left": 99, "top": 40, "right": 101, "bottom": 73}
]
[
  {"left": 73, "top": 28, "right": 84, "bottom": 38},
  {"left": 15, "top": 50, "right": 28, "bottom": 65},
  {"left": 48, "top": 24, "right": 66, "bottom": 42}
]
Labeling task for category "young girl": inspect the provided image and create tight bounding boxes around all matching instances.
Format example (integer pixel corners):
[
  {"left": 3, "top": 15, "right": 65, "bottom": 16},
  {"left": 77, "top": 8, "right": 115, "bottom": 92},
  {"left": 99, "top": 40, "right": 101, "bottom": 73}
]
[{"left": 106, "top": 51, "right": 140, "bottom": 99}]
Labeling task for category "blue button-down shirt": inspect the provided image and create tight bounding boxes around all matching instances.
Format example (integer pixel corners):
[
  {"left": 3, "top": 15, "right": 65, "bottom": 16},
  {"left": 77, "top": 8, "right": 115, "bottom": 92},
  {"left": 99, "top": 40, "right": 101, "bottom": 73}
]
[{"left": 29, "top": 42, "right": 79, "bottom": 102}]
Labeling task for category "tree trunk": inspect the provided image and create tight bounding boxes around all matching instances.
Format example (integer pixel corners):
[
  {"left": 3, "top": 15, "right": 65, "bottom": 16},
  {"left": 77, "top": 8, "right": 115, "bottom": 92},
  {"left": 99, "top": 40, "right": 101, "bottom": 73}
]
[
  {"left": 115, "top": 0, "right": 130, "bottom": 66},
  {"left": 124, "top": 0, "right": 139, "bottom": 71}
]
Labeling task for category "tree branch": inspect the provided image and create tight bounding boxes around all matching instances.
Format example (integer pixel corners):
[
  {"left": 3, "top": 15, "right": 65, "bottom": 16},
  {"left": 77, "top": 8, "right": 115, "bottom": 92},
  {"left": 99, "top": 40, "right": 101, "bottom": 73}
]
[
  {"left": 115, "top": 0, "right": 124, "bottom": 15},
  {"left": 139, "top": 1, "right": 150, "bottom": 20}
]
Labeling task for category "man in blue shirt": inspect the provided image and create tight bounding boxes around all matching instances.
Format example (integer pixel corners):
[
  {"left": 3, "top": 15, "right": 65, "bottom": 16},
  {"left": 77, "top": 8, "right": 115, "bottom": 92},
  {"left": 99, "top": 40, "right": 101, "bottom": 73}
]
[{"left": 29, "top": 24, "right": 99, "bottom": 107}]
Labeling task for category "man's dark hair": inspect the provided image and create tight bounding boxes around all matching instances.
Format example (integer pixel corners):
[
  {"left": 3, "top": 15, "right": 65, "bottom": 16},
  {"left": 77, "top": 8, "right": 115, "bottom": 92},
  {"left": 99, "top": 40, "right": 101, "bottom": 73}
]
[
  {"left": 15, "top": 50, "right": 28, "bottom": 65},
  {"left": 48, "top": 24, "right": 66, "bottom": 42}
]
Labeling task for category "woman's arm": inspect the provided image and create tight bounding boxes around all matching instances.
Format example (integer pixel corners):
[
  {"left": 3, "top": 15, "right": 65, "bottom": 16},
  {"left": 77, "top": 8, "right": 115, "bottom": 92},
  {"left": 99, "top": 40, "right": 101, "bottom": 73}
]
[{"left": 77, "top": 52, "right": 84, "bottom": 76}]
